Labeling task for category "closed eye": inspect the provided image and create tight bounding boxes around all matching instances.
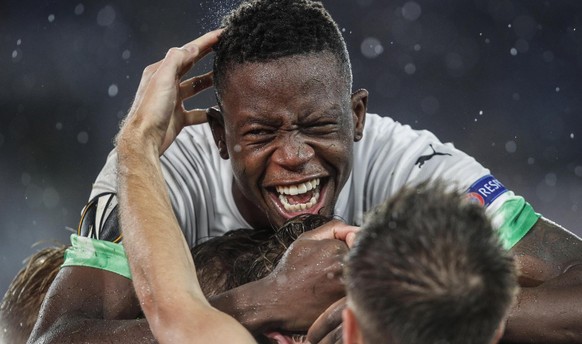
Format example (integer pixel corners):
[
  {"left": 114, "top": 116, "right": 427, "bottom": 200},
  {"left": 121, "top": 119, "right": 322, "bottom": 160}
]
[
  {"left": 302, "top": 122, "right": 338, "bottom": 135},
  {"left": 247, "top": 129, "right": 273, "bottom": 136},
  {"left": 243, "top": 128, "right": 276, "bottom": 145}
]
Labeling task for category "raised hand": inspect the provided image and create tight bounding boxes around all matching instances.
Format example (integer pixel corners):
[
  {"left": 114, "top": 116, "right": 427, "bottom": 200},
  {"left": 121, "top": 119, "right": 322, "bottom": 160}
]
[{"left": 117, "top": 29, "right": 221, "bottom": 155}]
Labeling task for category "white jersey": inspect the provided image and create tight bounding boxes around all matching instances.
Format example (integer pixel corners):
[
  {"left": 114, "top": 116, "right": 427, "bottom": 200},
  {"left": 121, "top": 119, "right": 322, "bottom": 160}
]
[{"left": 85, "top": 113, "right": 538, "bottom": 249}]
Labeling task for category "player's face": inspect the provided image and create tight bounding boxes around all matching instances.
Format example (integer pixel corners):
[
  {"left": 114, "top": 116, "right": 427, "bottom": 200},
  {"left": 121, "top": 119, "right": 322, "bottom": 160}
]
[{"left": 216, "top": 53, "right": 366, "bottom": 228}]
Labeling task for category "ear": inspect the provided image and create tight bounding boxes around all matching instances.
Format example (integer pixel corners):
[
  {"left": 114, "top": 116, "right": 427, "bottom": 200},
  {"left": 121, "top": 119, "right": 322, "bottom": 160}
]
[
  {"left": 342, "top": 307, "right": 364, "bottom": 344},
  {"left": 206, "top": 106, "right": 229, "bottom": 160},
  {"left": 350, "top": 89, "right": 368, "bottom": 142}
]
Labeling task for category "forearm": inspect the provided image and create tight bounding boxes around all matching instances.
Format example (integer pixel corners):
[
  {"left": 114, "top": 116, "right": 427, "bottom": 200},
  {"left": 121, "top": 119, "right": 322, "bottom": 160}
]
[
  {"left": 208, "top": 278, "right": 278, "bottom": 333},
  {"left": 29, "top": 317, "right": 156, "bottom": 344},
  {"left": 503, "top": 264, "right": 582, "bottom": 343},
  {"left": 116, "top": 135, "right": 207, "bottom": 324}
]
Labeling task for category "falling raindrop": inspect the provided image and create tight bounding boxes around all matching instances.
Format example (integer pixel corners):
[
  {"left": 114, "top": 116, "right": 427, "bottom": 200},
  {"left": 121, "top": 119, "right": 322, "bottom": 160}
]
[
  {"left": 97, "top": 5, "right": 116, "bottom": 27},
  {"left": 404, "top": 63, "right": 416, "bottom": 75},
  {"left": 401, "top": 1, "right": 422, "bottom": 21},
  {"left": 545, "top": 173, "right": 557, "bottom": 186},
  {"left": 48, "top": 14, "right": 55, "bottom": 22},
  {"left": 108, "top": 84, "right": 118, "bottom": 97},
  {"left": 360, "top": 37, "right": 384, "bottom": 58},
  {"left": 12, "top": 48, "right": 24, "bottom": 63},
  {"left": 505, "top": 140, "right": 517, "bottom": 153},
  {"left": 510, "top": 48, "right": 518, "bottom": 56},
  {"left": 77, "top": 131, "right": 89, "bottom": 144},
  {"left": 75, "top": 3, "right": 85, "bottom": 15}
]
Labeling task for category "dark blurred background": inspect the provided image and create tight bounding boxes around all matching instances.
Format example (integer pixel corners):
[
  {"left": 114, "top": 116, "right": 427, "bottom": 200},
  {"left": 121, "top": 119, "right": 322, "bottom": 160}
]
[{"left": 1, "top": 0, "right": 581, "bottom": 297}]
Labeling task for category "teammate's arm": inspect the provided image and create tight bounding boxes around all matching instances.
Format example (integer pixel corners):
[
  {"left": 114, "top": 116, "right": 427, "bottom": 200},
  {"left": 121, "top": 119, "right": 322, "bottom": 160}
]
[
  {"left": 115, "top": 29, "right": 255, "bottom": 344},
  {"left": 27, "top": 266, "right": 155, "bottom": 344},
  {"left": 504, "top": 217, "right": 582, "bottom": 343}
]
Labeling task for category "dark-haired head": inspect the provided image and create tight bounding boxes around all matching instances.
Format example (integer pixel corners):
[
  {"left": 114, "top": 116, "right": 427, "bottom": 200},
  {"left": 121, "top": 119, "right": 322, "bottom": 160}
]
[
  {"left": 344, "top": 182, "right": 518, "bottom": 344},
  {"left": 192, "top": 213, "right": 331, "bottom": 297},
  {"left": 213, "top": 0, "right": 352, "bottom": 104}
]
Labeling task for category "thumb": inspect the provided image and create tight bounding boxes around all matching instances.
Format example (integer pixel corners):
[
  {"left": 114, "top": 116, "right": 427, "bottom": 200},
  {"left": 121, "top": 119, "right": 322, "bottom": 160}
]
[{"left": 302, "top": 220, "right": 359, "bottom": 244}]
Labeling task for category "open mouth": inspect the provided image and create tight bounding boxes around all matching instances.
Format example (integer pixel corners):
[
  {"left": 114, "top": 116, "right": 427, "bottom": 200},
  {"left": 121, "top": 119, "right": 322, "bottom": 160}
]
[{"left": 274, "top": 178, "right": 322, "bottom": 213}]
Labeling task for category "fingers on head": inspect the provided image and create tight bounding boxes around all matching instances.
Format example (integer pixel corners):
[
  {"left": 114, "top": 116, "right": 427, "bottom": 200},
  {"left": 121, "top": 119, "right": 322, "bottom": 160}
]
[
  {"left": 179, "top": 72, "right": 214, "bottom": 100},
  {"left": 166, "top": 45, "right": 197, "bottom": 60},
  {"left": 183, "top": 109, "right": 209, "bottom": 126}
]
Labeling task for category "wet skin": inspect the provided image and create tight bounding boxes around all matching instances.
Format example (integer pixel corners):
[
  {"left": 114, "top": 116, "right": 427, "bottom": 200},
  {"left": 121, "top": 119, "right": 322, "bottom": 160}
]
[{"left": 209, "top": 52, "right": 367, "bottom": 230}]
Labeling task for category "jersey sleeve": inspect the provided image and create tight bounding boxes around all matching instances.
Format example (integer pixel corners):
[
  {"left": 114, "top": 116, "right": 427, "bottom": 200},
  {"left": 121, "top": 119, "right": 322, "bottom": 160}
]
[
  {"left": 81, "top": 124, "right": 219, "bottom": 246},
  {"left": 62, "top": 234, "right": 132, "bottom": 279},
  {"left": 467, "top": 176, "right": 541, "bottom": 249},
  {"left": 350, "top": 114, "right": 539, "bottom": 249},
  {"left": 78, "top": 192, "right": 121, "bottom": 242}
]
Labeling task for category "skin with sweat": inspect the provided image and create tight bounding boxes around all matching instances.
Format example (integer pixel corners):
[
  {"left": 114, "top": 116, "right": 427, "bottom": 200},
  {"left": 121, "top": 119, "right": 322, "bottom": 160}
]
[{"left": 211, "top": 53, "right": 366, "bottom": 230}]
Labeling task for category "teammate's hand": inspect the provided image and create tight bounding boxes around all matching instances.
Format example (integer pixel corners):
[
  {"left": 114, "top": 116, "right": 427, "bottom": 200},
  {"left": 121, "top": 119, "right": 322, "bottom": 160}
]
[
  {"left": 117, "top": 29, "right": 221, "bottom": 155},
  {"left": 307, "top": 298, "right": 345, "bottom": 344},
  {"left": 255, "top": 222, "right": 352, "bottom": 333},
  {"left": 300, "top": 219, "right": 359, "bottom": 248}
]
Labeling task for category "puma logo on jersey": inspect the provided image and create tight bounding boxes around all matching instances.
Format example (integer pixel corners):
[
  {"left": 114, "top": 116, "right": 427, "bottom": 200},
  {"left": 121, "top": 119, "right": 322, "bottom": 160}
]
[{"left": 415, "top": 144, "right": 452, "bottom": 168}]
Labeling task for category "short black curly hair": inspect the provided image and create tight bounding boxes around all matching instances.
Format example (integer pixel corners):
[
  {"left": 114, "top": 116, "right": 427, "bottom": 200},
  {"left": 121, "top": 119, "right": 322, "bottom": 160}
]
[{"left": 213, "top": 0, "right": 352, "bottom": 102}]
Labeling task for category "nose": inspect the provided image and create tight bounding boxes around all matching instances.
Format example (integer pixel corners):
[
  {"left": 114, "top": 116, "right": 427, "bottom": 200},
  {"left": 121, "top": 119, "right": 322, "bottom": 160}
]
[{"left": 271, "top": 132, "right": 314, "bottom": 171}]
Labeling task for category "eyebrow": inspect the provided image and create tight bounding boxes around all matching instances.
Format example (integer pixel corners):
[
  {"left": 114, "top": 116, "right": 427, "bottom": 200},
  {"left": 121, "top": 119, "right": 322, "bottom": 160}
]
[
  {"left": 239, "top": 116, "right": 280, "bottom": 127},
  {"left": 237, "top": 103, "right": 344, "bottom": 127}
]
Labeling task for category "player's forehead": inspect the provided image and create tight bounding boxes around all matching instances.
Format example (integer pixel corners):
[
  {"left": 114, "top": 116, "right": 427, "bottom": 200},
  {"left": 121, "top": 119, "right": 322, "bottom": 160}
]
[{"left": 219, "top": 53, "right": 349, "bottom": 119}]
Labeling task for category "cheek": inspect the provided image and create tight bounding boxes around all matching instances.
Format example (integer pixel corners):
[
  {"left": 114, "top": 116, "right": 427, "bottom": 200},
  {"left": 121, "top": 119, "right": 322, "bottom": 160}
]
[
  {"left": 231, "top": 149, "right": 265, "bottom": 182},
  {"left": 316, "top": 135, "right": 353, "bottom": 169}
]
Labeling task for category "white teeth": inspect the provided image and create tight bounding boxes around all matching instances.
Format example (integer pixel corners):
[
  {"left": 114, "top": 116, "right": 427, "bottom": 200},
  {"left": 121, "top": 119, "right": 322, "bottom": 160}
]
[
  {"left": 275, "top": 178, "right": 322, "bottom": 212},
  {"left": 297, "top": 183, "right": 307, "bottom": 194},
  {"left": 276, "top": 178, "right": 319, "bottom": 195},
  {"left": 278, "top": 189, "right": 320, "bottom": 213}
]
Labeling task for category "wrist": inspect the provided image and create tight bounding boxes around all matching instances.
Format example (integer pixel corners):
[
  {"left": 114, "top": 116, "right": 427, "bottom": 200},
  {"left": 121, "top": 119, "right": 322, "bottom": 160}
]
[
  {"left": 209, "top": 278, "right": 278, "bottom": 333},
  {"left": 117, "top": 128, "right": 159, "bottom": 161}
]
